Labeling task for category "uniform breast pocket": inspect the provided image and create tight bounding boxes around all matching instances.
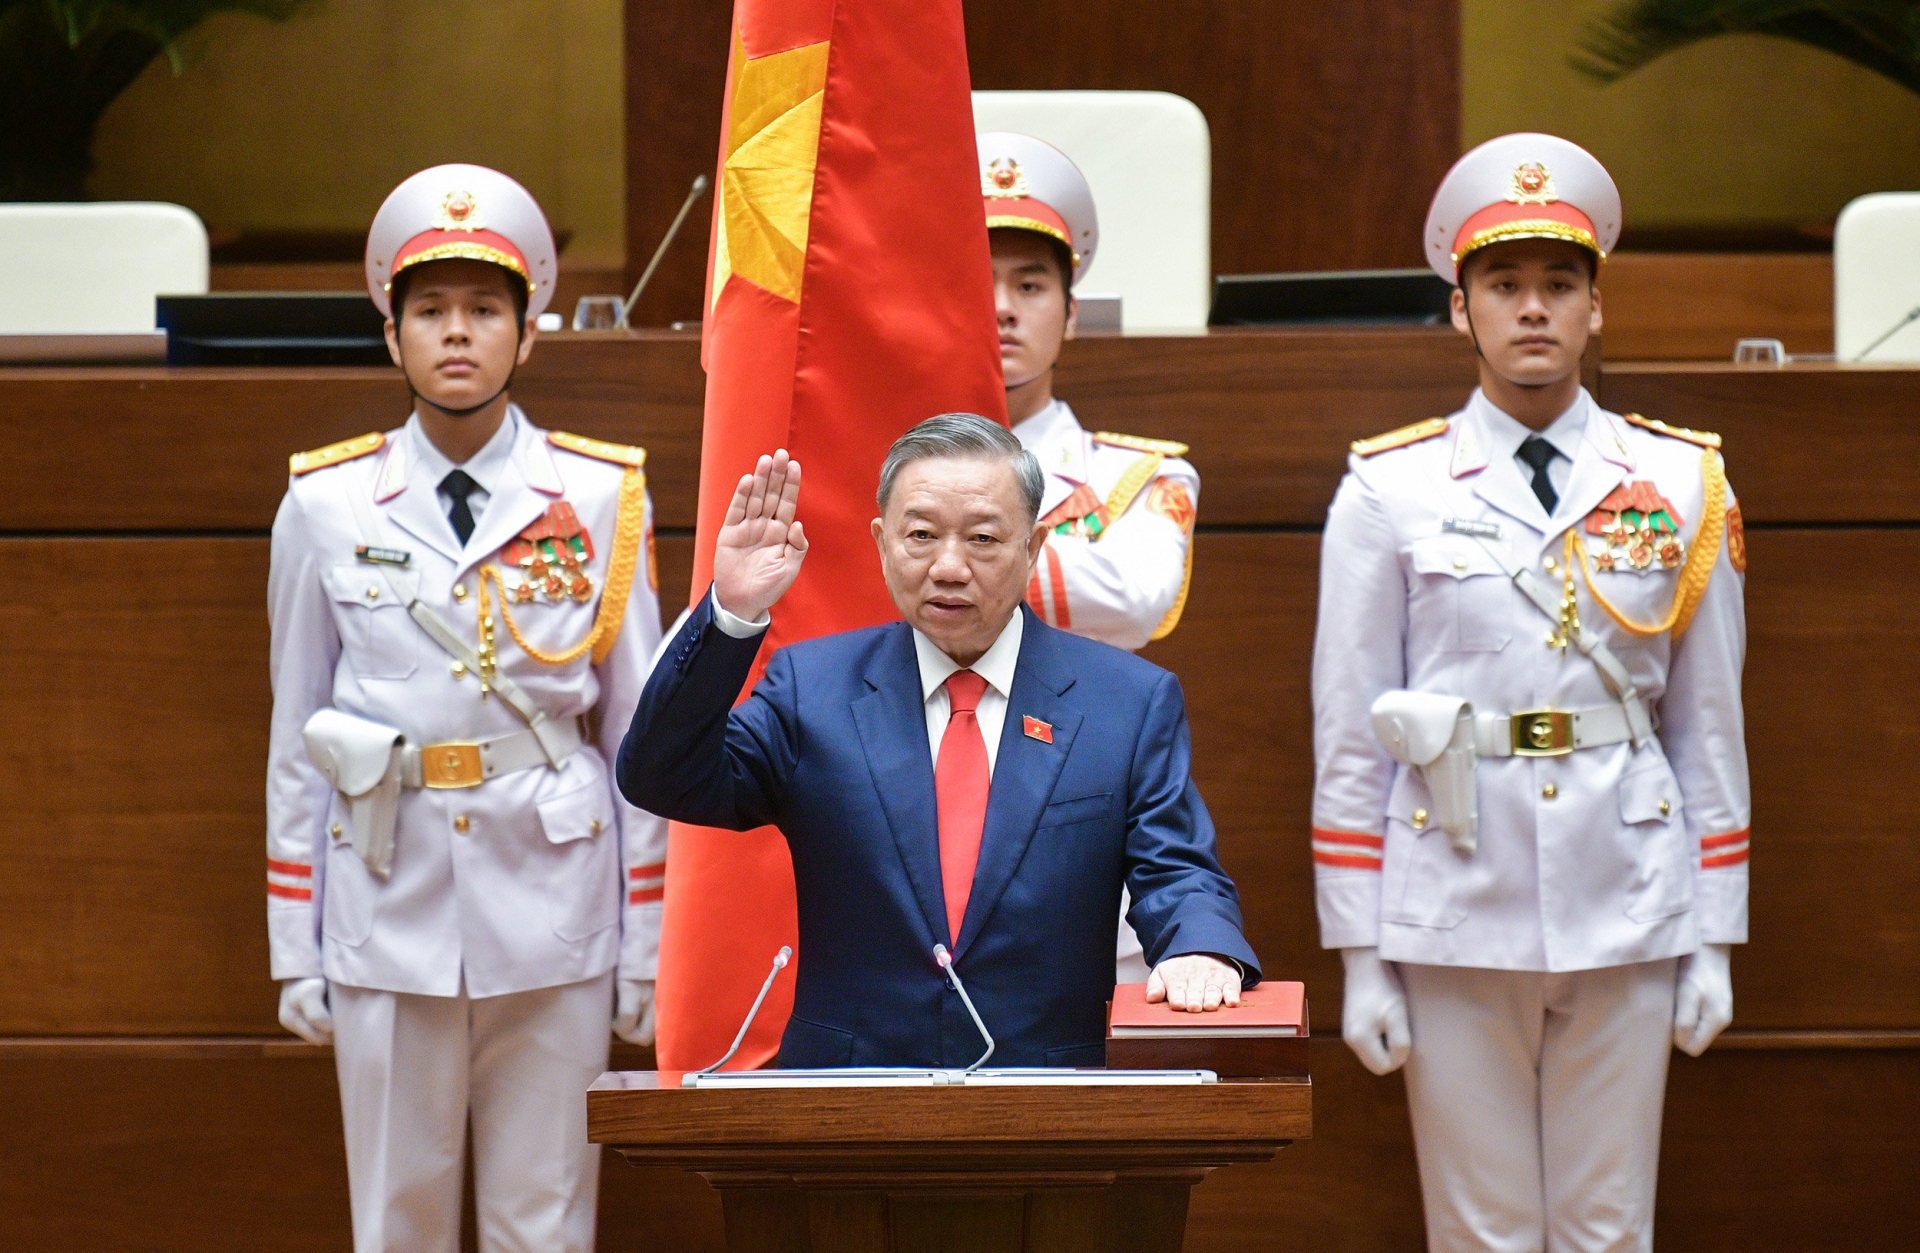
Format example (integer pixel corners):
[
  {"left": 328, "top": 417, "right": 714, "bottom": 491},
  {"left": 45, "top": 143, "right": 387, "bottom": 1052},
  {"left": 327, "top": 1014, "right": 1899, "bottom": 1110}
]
[
  {"left": 1407, "top": 537, "right": 1514, "bottom": 653},
  {"left": 325, "top": 565, "right": 417, "bottom": 680}
]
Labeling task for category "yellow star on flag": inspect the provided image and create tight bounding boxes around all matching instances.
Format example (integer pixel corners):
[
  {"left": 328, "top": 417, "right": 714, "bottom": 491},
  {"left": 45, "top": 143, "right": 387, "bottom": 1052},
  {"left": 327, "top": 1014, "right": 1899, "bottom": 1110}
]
[{"left": 712, "top": 31, "right": 831, "bottom": 309}]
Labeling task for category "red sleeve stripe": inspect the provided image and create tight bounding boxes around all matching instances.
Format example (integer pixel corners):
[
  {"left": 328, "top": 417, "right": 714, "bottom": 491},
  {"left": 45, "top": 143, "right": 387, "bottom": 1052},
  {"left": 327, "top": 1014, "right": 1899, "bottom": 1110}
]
[
  {"left": 1700, "top": 827, "right": 1751, "bottom": 850},
  {"left": 267, "top": 883, "right": 313, "bottom": 902},
  {"left": 1314, "top": 850, "right": 1384, "bottom": 870},
  {"left": 267, "top": 859, "right": 312, "bottom": 877},
  {"left": 628, "top": 886, "right": 665, "bottom": 906},
  {"left": 1701, "top": 848, "right": 1749, "bottom": 869},
  {"left": 627, "top": 862, "right": 667, "bottom": 880},
  {"left": 1312, "top": 828, "right": 1384, "bottom": 849}
]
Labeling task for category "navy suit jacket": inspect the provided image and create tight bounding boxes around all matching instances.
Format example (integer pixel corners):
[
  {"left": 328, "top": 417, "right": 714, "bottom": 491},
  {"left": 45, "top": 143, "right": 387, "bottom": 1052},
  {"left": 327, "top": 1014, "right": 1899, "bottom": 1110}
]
[{"left": 617, "top": 595, "right": 1260, "bottom": 1069}]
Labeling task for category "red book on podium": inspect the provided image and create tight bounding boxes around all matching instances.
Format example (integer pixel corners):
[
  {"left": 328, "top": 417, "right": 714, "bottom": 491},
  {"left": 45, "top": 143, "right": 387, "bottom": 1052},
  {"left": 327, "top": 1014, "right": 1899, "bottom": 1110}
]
[{"left": 1106, "top": 981, "right": 1310, "bottom": 1077}]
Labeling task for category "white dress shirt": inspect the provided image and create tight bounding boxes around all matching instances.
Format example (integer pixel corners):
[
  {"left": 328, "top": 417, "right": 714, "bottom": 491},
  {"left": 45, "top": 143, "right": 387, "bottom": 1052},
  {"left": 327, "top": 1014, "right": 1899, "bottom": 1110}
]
[
  {"left": 1472, "top": 387, "right": 1586, "bottom": 501},
  {"left": 407, "top": 408, "right": 521, "bottom": 543},
  {"left": 710, "top": 593, "right": 1024, "bottom": 778},
  {"left": 908, "top": 608, "right": 1021, "bottom": 777}
]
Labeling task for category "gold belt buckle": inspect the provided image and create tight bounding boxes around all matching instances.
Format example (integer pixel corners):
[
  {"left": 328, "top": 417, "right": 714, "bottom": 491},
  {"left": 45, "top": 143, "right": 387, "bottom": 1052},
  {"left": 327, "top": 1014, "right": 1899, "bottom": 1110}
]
[
  {"left": 1510, "top": 710, "right": 1574, "bottom": 757},
  {"left": 420, "top": 741, "right": 485, "bottom": 788}
]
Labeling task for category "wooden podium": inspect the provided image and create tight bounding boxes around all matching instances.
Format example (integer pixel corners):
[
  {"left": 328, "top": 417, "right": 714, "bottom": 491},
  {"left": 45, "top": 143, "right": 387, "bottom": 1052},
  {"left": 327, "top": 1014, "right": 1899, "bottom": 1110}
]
[{"left": 589, "top": 1071, "right": 1310, "bottom": 1252}]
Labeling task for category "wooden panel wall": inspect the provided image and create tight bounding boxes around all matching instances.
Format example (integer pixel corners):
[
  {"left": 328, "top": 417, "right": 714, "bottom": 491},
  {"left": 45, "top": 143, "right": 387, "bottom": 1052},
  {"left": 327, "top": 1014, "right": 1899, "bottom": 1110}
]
[
  {"left": 2, "top": 336, "right": 1916, "bottom": 1249},
  {"left": 622, "top": 1, "right": 1460, "bottom": 325}
]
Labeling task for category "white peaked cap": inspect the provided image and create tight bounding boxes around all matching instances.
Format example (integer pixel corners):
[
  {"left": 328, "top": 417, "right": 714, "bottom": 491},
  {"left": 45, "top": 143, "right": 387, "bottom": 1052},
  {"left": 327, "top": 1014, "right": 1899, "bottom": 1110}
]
[
  {"left": 1423, "top": 132, "right": 1622, "bottom": 282},
  {"left": 977, "top": 131, "right": 1099, "bottom": 287},
  {"left": 365, "top": 163, "right": 558, "bottom": 318}
]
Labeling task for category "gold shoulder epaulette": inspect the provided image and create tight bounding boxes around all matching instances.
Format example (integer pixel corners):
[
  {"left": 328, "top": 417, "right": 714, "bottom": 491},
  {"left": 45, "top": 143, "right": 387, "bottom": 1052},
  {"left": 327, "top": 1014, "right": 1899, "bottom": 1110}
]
[
  {"left": 290, "top": 432, "right": 384, "bottom": 476},
  {"left": 1621, "top": 413, "right": 1721, "bottom": 450},
  {"left": 1093, "top": 431, "right": 1190, "bottom": 458},
  {"left": 548, "top": 430, "right": 647, "bottom": 468},
  {"left": 1352, "top": 417, "right": 1448, "bottom": 457}
]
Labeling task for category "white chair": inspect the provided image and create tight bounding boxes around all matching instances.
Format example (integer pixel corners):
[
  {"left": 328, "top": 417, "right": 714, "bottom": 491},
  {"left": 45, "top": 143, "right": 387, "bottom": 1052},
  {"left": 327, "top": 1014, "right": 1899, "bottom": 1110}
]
[
  {"left": 0, "top": 202, "right": 209, "bottom": 335},
  {"left": 972, "top": 91, "right": 1211, "bottom": 332},
  {"left": 1834, "top": 192, "right": 1920, "bottom": 362}
]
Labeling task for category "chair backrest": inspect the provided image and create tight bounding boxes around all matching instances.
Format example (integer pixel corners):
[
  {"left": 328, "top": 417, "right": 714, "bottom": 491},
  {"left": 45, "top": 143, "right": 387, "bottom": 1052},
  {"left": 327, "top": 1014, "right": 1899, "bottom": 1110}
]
[
  {"left": 1834, "top": 192, "right": 1920, "bottom": 362},
  {"left": 972, "top": 91, "right": 1210, "bottom": 332},
  {"left": 0, "top": 203, "right": 209, "bottom": 335}
]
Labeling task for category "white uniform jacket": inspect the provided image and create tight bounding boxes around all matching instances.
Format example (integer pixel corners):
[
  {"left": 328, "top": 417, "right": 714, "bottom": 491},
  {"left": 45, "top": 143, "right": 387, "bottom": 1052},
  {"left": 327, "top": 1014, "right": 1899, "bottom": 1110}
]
[
  {"left": 266, "top": 409, "right": 666, "bottom": 998},
  {"left": 1312, "top": 389, "right": 1750, "bottom": 972},
  {"left": 1015, "top": 400, "right": 1199, "bottom": 650}
]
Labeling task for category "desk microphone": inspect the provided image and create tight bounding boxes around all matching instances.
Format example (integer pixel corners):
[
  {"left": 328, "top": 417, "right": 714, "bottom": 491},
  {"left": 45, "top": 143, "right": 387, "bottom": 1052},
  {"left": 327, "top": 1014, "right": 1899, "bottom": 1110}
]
[
  {"left": 933, "top": 945, "right": 996, "bottom": 1072},
  {"left": 1852, "top": 304, "right": 1920, "bottom": 362},
  {"left": 620, "top": 173, "right": 712, "bottom": 327},
  {"left": 690, "top": 945, "right": 791, "bottom": 1076}
]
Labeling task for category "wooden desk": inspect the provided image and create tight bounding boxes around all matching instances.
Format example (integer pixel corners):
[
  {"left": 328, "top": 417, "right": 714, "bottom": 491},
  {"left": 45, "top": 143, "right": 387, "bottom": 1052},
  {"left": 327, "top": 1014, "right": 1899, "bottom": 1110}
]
[
  {"left": 589, "top": 1071, "right": 1310, "bottom": 1253},
  {"left": 0, "top": 332, "right": 1914, "bottom": 1251}
]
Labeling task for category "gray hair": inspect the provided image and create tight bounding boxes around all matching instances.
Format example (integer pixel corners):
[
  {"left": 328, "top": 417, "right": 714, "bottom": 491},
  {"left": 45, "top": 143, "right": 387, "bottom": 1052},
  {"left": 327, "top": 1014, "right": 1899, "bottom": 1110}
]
[{"left": 876, "top": 413, "right": 1044, "bottom": 523}]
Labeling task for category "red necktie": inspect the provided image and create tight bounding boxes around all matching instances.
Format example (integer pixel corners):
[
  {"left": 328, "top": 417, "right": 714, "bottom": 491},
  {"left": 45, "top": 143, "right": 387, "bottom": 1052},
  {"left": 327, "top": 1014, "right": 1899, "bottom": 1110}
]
[{"left": 935, "top": 670, "right": 991, "bottom": 944}]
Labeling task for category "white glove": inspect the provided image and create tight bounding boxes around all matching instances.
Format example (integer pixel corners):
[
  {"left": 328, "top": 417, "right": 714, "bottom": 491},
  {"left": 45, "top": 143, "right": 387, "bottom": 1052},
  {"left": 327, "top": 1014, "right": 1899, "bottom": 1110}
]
[
  {"left": 278, "top": 977, "right": 333, "bottom": 1045},
  {"left": 1341, "top": 947, "right": 1412, "bottom": 1075},
  {"left": 1673, "top": 943, "right": 1733, "bottom": 1057},
  {"left": 614, "top": 978, "right": 657, "bottom": 1046}
]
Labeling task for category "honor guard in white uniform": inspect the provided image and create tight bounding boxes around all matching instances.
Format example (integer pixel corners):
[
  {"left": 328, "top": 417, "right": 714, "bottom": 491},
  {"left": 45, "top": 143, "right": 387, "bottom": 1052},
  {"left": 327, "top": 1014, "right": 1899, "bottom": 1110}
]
[
  {"left": 265, "top": 164, "right": 665, "bottom": 1253},
  {"left": 982, "top": 131, "right": 1200, "bottom": 981},
  {"left": 1312, "top": 135, "right": 1750, "bottom": 1252}
]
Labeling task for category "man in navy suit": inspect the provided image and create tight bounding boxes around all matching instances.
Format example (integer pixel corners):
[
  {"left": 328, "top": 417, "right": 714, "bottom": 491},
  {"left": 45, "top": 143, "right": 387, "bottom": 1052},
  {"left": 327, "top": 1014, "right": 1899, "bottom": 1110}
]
[{"left": 618, "top": 414, "right": 1258, "bottom": 1068}]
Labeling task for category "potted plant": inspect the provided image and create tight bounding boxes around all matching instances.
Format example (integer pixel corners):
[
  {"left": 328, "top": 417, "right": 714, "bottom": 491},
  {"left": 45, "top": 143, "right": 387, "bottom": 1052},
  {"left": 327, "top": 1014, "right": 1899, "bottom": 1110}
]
[
  {"left": 1576, "top": 0, "right": 1920, "bottom": 93},
  {"left": 0, "top": 0, "right": 308, "bottom": 202}
]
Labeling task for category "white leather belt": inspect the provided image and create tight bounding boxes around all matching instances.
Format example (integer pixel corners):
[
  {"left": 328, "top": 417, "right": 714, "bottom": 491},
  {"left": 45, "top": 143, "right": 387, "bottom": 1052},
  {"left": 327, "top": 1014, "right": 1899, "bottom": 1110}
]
[
  {"left": 1473, "top": 706, "right": 1633, "bottom": 758},
  {"left": 403, "top": 715, "right": 587, "bottom": 789}
]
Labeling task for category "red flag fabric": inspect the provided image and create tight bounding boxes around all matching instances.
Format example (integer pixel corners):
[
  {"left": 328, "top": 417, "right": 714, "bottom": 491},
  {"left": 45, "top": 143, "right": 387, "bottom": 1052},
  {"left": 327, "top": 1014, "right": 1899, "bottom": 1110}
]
[{"left": 654, "top": 0, "right": 1006, "bottom": 1071}]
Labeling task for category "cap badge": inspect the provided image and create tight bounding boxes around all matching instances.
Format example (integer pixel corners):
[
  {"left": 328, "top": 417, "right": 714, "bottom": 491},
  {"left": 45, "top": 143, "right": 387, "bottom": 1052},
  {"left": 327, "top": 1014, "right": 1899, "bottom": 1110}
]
[
  {"left": 1507, "top": 162, "right": 1556, "bottom": 206},
  {"left": 983, "top": 157, "right": 1031, "bottom": 200},
  {"left": 433, "top": 189, "right": 486, "bottom": 232}
]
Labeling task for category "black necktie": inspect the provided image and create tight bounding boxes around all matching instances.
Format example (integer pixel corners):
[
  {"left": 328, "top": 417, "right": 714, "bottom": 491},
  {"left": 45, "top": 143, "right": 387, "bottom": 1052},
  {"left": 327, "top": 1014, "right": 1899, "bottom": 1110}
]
[
  {"left": 441, "top": 469, "right": 480, "bottom": 545},
  {"left": 1516, "top": 437, "right": 1560, "bottom": 514}
]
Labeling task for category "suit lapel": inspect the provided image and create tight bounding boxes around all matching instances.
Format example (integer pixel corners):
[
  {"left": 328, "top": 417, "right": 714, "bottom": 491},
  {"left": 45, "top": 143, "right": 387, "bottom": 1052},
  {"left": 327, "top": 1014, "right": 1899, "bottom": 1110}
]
[
  {"left": 1469, "top": 439, "right": 1552, "bottom": 536},
  {"left": 457, "top": 425, "right": 552, "bottom": 581},
  {"left": 956, "top": 611, "right": 1083, "bottom": 957},
  {"left": 851, "top": 625, "right": 951, "bottom": 950},
  {"left": 381, "top": 433, "right": 464, "bottom": 563},
  {"left": 1551, "top": 403, "right": 1633, "bottom": 544}
]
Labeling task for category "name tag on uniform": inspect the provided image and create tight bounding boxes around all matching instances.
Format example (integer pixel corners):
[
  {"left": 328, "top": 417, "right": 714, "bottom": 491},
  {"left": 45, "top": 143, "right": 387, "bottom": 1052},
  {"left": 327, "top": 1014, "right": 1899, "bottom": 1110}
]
[
  {"left": 1442, "top": 517, "right": 1502, "bottom": 539},
  {"left": 355, "top": 545, "right": 412, "bottom": 567}
]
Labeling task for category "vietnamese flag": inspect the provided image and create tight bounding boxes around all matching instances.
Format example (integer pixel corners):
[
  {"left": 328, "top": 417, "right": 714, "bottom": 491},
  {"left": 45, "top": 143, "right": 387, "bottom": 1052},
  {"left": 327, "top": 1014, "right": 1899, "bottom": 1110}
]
[{"left": 653, "top": 0, "right": 1007, "bottom": 1070}]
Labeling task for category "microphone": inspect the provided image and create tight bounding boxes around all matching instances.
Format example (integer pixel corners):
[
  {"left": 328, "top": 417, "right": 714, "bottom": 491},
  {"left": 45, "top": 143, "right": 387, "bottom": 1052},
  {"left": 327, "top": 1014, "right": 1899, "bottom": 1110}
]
[
  {"left": 621, "top": 173, "right": 713, "bottom": 327},
  {"left": 1853, "top": 304, "right": 1920, "bottom": 362},
  {"left": 690, "top": 945, "right": 791, "bottom": 1076},
  {"left": 933, "top": 945, "right": 995, "bottom": 1072}
]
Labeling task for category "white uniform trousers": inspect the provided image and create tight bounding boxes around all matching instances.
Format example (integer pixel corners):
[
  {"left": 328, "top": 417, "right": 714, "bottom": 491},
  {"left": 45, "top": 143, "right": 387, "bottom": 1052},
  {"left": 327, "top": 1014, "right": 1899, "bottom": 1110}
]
[
  {"left": 332, "top": 970, "right": 613, "bottom": 1253},
  {"left": 1400, "top": 959, "right": 1677, "bottom": 1253}
]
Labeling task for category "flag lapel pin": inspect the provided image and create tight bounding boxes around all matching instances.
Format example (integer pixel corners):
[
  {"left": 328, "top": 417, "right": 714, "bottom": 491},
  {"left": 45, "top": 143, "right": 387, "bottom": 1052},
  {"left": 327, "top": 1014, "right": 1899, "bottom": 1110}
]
[{"left": 1023, "top": 716, "right": 1054, "bottom": 744}]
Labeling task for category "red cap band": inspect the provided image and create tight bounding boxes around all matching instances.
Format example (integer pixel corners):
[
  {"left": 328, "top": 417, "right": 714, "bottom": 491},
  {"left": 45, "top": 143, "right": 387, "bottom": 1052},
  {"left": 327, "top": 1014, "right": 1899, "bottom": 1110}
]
[
  {"left": 391, "top": 228, "right": 532, "bottom": 286},
  {"left": 1450, "top": 200, "right": 1599, "bottom": 273}
]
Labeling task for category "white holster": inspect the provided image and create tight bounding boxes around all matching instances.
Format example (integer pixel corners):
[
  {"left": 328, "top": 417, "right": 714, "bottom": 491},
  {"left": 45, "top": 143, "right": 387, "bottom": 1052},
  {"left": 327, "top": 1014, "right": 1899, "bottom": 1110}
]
[
  {"left": 303, "top": 709, "right": 405, "bottom": 879},
  {"left": 1370, "top": 690, "right": 1479, "bottom": 854}
]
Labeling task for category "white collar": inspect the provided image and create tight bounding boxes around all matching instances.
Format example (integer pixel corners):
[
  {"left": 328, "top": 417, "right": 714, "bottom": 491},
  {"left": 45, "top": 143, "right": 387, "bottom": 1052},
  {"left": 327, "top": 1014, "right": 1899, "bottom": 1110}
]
[
  {"left": 406, "top": 406, "right": 521, "bottom": 496},
  {"left": 1470, "top": 387, "right": 1589, "bottom": 465},
  {"left": 1012, "top": 399, "right": 1089, "bottom": 485},
  {"left": 911, "top": 607, "right": 1025, "bottom": 705}
]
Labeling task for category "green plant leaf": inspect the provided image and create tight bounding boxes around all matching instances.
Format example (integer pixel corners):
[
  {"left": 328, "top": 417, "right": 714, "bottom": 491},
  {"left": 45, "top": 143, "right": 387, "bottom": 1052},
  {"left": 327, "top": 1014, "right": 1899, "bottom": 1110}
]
[{"left": 1574, "top": 0, "right": 1920, "bottom": 96}]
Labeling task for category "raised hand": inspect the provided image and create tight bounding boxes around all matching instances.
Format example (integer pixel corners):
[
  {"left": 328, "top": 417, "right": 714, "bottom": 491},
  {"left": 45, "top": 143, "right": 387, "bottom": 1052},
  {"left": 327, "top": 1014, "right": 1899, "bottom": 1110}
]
[{"left": 713, "top": 450, "right": 808, "bottom": 621}]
